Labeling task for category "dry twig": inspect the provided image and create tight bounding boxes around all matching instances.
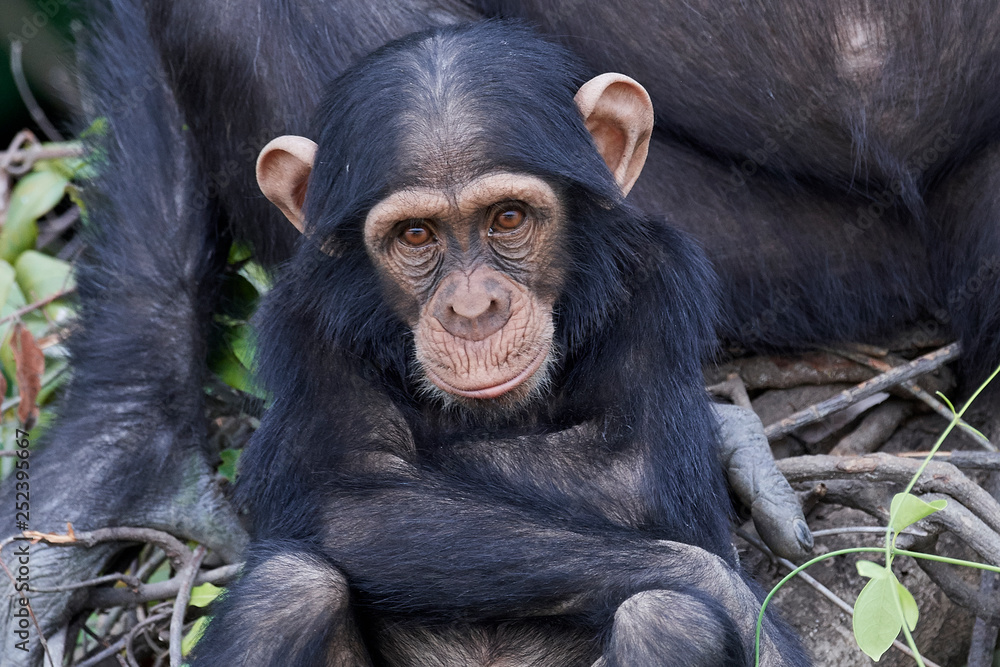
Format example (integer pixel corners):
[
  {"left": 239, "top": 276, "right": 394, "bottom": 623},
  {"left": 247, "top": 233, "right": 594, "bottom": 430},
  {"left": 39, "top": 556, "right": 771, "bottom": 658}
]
[
  {"left": 764, "top": 343, "right": 961, "bottom": 440},
  {"left": 18, "top": 526, "right": 191, "bottom": 570},
  {"left": 777, "top": 454, "right": 1000, "bottom": 542},
  {"left": 169, "top": 545, "right": 206, "bottom": 667},
  {"left": 9, "top": 42, "right": 62, "bottom": 142},
  {"left": 829, "top": 347, "right": 994, "bottom": 451},
  {"left": 87, "top": 563, "right": 240, "bottom": 609}
]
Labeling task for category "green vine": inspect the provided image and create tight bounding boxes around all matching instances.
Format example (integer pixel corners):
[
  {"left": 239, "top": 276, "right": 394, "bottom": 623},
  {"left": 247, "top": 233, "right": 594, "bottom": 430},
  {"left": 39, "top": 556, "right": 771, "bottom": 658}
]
[{"left": 754, "top": 363, "right": 1000, "bottom": 666}]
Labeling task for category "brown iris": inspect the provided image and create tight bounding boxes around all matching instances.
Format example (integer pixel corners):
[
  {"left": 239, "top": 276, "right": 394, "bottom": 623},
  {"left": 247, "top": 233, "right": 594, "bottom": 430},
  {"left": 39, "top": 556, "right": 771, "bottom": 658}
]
[
  {"left": 400, "top": 220, "right": 435, "bottom": 247},
  {"left": 491, "top": 207, "right": 526, "bottom": 233}
]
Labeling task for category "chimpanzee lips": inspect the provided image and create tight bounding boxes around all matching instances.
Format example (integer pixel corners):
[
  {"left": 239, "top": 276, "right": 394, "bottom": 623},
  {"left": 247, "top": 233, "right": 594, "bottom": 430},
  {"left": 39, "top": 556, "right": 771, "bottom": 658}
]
[{"left": 422, "top": 339, "right": 551, "bottom": 400}]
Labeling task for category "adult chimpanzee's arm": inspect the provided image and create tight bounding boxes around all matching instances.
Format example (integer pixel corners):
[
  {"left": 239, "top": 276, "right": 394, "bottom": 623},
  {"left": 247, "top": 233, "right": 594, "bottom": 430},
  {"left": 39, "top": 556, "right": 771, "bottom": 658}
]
[{"left": 0, "top": 4, "right": 245, "bottom": 663}]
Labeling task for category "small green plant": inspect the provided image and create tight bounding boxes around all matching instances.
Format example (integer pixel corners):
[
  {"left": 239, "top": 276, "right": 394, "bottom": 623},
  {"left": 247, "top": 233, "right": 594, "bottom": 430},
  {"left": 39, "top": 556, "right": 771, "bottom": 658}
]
[
  {"left": 0, "top": 134, "right": 84, "bottom": 469},
  {"left": 754, "top": 363, "right": 1000, "bottom": 666}
]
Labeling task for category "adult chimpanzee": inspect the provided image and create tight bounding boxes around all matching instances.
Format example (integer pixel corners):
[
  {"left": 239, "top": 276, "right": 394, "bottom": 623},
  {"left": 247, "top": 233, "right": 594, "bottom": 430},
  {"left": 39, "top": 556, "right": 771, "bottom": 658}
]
[{"left": 189, "top": 21, "right": 805, "bottom": 666}]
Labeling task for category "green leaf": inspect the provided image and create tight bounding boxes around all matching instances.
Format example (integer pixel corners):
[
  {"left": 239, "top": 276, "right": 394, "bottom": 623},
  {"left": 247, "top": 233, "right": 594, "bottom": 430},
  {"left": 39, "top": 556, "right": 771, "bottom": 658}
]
[
  {"left": 181, "top": 616, "right": 210, "bottom": 656},
  {"left": 5, "top": 171, "right": 67, "bottom": 227},
  {"left": 0, "top": 260, "right": 18, "bottom": 309},
  {"left": 889, "top": 493, "right": 947, "bottom": 534},
  {"left": 856, "top": 560, "right": 888, "bottom": 580},
  {"left": 219, "top": 273, "right": 260, "bottom": 321},
  {"left": 209, "top": 343, "right": 265, "bottom": 399},
  {"left": 238, "top": 260, "right": 272, "bottom": 294},
  {"left": 147, "top": 558, "right": 172, "bottom": 585},
  {"left": 14, "top": 251, "right": 76, "bottom": 323},
  {"left": 80, "top": 116, "right": 108, "bottom": 142},
  {"left": 36, "top": 359, "right": 69, "bottom": 406},
  {"left": 218, "top": 449, "right": 241, "bottom": 483},
  {"left": 14, "top": 251, "right": 75, "bottom": 300},
  {"left": 67, "top": 187, "right": 88, "bottom": 224},
  {"left": 230, "top": 324, "right": 257, "bottom": 371},
  {"left": 896, "top": 581, "right": 919, "bottom": 631},
  {"left": 189, "top": 582, "right": 224, "bottom": 608},
  {"left": 210, "top": 346, "right": 252, "bottom": 394},
  {"left": 228, "top": 242, "right": 253, "bottom": 264},
  {"left": 0, "top": 270, "right": 30, "bottom": 381},
  {"left": 853, "top": 574, "right": 902, "bottom": 661},
  {"left": 1, "top": 171, "right": 67, "bottom": 262}
]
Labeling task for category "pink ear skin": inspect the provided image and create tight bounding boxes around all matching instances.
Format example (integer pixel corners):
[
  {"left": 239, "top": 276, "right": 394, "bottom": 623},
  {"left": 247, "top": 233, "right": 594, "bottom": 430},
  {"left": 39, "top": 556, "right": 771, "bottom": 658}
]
[
  {"left": 256, "top": 135, "right": 318, "bottom": 232},
  {"left": 574, "top": 73, "right": 654, "bottom": 196}
]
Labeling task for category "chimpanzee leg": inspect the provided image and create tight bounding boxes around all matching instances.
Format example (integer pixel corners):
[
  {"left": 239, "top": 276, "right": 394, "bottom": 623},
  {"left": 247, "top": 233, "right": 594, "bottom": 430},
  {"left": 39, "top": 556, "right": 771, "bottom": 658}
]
[
  {"left": 191, "top": 546, "right": 372, "bottom": 666},
  {"left": 598, "top": 589, "right": 747, "bottom": 667},
  {"left": 598, "top": 579, "right": 807, "bottom": 667}
]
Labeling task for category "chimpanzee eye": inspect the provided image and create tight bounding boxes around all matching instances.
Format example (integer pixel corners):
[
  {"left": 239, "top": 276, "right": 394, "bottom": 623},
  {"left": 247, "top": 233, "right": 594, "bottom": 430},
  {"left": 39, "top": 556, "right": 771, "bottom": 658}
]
[
  {"left": 398, "top": 220, "right": 436, "bottom": 247},
  {"left": 489, "top": 206, "right": 526, "bottom": 234}
]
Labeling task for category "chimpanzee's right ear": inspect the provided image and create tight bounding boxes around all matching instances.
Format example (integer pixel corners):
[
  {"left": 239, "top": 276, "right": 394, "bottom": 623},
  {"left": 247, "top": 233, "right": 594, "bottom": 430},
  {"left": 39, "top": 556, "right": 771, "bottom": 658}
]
[{"left": 256, "top": 136, "right": 318, "bottom": 232}]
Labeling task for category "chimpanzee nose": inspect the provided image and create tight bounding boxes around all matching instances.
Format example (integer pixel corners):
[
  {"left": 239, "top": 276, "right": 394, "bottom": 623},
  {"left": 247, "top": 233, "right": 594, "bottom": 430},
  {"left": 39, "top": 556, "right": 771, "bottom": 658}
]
[{"left": 435, "top": 276, "right": 512, "bottom": 341}]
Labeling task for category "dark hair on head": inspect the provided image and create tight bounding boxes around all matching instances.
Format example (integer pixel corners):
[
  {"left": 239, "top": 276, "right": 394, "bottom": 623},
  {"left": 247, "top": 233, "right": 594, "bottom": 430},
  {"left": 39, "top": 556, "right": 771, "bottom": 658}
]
[{"left": 305, "top": 20, "right": 622, "bottom": 242}]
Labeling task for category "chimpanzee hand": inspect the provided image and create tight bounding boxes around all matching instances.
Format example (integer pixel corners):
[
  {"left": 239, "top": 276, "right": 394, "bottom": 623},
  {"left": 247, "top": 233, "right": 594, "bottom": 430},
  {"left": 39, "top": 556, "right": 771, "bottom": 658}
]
[{"left": 713, "top": 403, "right": 814, "bottom": 560}]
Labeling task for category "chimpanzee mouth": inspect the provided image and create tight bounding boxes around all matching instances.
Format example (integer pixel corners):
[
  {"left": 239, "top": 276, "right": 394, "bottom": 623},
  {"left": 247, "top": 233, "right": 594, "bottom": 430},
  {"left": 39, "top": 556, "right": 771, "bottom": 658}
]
[{"left": 423, "top": 342, "right": 551, "bottom": 400}]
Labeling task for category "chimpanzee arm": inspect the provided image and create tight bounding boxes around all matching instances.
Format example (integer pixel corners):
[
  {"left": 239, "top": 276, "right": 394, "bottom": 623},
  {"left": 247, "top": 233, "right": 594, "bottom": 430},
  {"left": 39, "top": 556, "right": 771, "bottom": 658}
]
[
  {"left": 445, "top": 409, "right": 815, "bottom": 562},
  {"left": 200, "top": 473, "right": 801, "bottom": 666},
  {"left": 241, "top": 383, "right": 740, "bottom": 627},
  {"left": 318, "top": 474, "right": 718, "bottom": 622}
]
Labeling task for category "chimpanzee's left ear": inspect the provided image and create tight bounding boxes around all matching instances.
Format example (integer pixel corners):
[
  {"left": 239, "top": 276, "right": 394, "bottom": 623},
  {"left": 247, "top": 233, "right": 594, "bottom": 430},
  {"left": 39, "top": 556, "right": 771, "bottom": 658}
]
[
  {"left": 256, "top": 135, "right": 318, "bottom": 232},
  {"left": 574, "top": 73, "right": 653, "bottom": 196}
]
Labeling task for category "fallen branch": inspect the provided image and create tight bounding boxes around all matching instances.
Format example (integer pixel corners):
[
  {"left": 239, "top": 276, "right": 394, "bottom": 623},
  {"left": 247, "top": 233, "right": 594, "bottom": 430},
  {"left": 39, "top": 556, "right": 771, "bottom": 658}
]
[
  {"left": 87, "top": 563, "right": 240, "bottom": 608},
  {"left": 777, "top": 453, "right": 1000, "bottom": 539},
  {"left": 0, "top": 288, "right": 76, "bottom": 327},
  {"left": 829, "top": 347, "right": 994, "bottom": 451},
  {"left": 764, "top": 343, "right": 961, "bottom": 440},
  {"left": 0, "top": 131, "right": 82, "bottom": 177},
  {"left": 19, "top": 526, "right": 191, "bottom": 570}
]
